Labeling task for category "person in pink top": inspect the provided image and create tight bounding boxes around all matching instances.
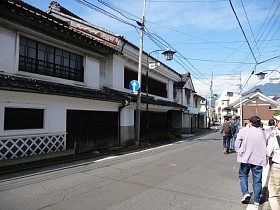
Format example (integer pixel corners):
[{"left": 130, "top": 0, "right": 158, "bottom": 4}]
[{"left": 234, "top": 116, "right": 269, "bottom": 206}]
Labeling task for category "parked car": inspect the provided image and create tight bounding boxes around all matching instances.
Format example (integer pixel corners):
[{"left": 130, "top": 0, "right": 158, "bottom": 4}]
[{"left": 213, "top": 121, "right": 221, "bottom": 126}]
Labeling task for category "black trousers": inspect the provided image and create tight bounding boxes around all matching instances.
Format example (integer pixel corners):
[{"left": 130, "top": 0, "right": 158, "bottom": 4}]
[{"left": 223, "top": 134, "right": 231, "bottom": 151}]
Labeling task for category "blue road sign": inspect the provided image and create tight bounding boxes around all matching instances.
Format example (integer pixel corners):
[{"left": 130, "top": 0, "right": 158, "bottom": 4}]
[{"left": 129, "top": 80, "right": 140, "bottom": 92}]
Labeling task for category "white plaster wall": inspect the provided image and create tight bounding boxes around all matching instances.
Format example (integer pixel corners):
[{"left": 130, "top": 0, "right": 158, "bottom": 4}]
[
  {"left": 85, "top": 55, "right": 100, "bottom": 89},
  {"left": 112, "top": 55, "right": 125, "bottom": 90},
  {"left": 0, "top": 90, "right": 120, "bottom": 137},
  {"left": 120, "top": 107, "right": 134, "bottom": 126},
  {"left": 167, "top": 80, "right": 174, "bottom": 101},
  {"left": 0, "top": 28, "right": 16, "bottom": 73},
  {"left": 105, "top": 54, "right": 125, "bottom": 90}
]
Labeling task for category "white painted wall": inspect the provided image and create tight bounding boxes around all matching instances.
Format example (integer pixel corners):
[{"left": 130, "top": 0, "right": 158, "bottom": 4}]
[
  {"left": 120, "top": 107, "right": 134, "bottom": 126},
  {"left": 105, "top": 54, "right": 125, "bottom": 90},
  {"left": 0, "top": 28, "right": 16, "bottom": 74},
  {"left": 0, "top": 90, "right": 120, "bottom": 137},
  {"left": 167, "top": 80, "right": 174, "bottom": 101},
  {"left": 85, "top": 55, "right": 100, "bottom": 89}
]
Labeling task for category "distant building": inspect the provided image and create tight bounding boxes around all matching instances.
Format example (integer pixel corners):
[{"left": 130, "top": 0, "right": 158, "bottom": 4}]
[
  {"left": 215, "top": 90, "right": 240, "bottom": 122},
  {"left": 223, "top": 89, "right": 279, "bottom": 126}
]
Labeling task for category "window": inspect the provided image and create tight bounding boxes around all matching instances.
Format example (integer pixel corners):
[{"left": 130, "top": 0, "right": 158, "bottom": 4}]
[
  {"left": 19, "top": 36, "right": 84, "bottom": 82},
  {"left": 4, "top": 108, "right": 44, "bottom": 130},
  {"left": 195, "top": 98, "right": 198, "bottom": 107},
  {"left": 227, "top": 92, "right": 234, "bottom": 97},
  {"left": 124, "top": 68, "right": 167, "bottom": 97}
]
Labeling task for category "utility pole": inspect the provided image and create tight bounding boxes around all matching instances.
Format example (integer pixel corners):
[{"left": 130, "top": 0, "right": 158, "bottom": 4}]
[
  {"left": 209, "top": 71, "right": 213, "bottom": 126},
  {"left": 135, "top": 0, "right": 146, "bottom": 146}
]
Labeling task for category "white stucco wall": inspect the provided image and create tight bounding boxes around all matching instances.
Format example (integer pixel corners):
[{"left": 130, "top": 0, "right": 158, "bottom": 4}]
[
  {"left": 0, "top": 28, "right": 16, "bottom": 74},
  {"left": 105, "top": 54, "right": 125, "bottom": 90},
  {"left": 0, "top": 90, "right": 120, "bottom": 137},
  {"left": 167, "top": 80, "right": 174, "bottom": 101},
  {"left": 85, "top": 55, "right": 100, "bottom": 89},
  {"left": 120, "top": 107, "right": 134, "bottom": 126}
]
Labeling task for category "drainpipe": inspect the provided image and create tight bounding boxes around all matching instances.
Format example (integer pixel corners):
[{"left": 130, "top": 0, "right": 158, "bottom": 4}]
[
  {"left": 118, "top": 98, "right": 131, "bottom": 147},
  {"left": 119, "top": 36, "right": 127, "bottom": 54}
]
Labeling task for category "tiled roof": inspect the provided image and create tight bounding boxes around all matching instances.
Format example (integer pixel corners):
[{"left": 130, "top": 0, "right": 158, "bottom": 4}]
[
  {"left": 0, "top": 73, "right": 126, "bottom": 102},
  {"left": 1, "top": 0, "right": 118, "bottom": 55},
  {"left": 48, "top": 1, "right": 84, "bottom": 21},
  {"left": 0, "top": 73, "right": 187, "bottom": 110},
  {"left": 103, "top": 87, "right": 188, "bottom": 110}
]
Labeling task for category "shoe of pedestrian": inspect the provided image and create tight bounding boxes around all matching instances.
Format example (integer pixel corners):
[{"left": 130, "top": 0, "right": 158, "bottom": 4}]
[
  {"left": 223, "top": 148, "right": 227, "bottom": 154},
  {"left": 254, "top": 202, "right": 259, "bottom": 206},
  {"left": 241, "top": 194, "right": 251, "bottom": 204}
]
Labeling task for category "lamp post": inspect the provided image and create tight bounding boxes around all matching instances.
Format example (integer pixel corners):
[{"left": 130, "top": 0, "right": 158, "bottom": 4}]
[
  {"left": 255, "top": 70, "right": 280, "bottom": 83},
  {"left": 146, "top": 49, "right": 176, "bottom": 144}
]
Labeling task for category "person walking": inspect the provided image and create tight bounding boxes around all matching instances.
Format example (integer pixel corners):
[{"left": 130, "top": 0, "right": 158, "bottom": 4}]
[
  {"left": 230, "top": 116, "right": 238, "bottom": 150},
  {"left": 221, "top": 117, "right": 232, "bottom": 154},
  {"left": 267, "top": 115, "right": 280, "bottom": 210},
  {"left": 234, "top": 116, "right": 269, "bottom": 206}
]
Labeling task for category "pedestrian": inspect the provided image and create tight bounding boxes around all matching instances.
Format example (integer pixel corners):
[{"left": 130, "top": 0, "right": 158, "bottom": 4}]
[
  {"left": 267, "top": 115, "right": 280, "bottom": 210},
  {"left": 230, "top": 116, "right": 238, "bottom": 150},
  {"left": 244, "top": 119, "right": 250, "bottom": 128},
  {"left": 234, "top": 115, "right": 269, "bottom": 206},
  {"left": 266, "top": 119, "right": 276, "bottom": 137},
  {"left": 220, "top": 117, "right": 232, "bottom": 154}
]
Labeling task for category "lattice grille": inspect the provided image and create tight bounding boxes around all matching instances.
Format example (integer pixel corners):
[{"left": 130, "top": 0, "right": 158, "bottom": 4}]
[{"left": 0, "top": 134, "right": 66, "bottom": 160}]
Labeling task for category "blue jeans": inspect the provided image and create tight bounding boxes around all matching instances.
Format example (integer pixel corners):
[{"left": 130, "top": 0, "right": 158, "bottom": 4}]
[
  {"left": 239, "top": 163, "right": 263, "bottom": 203},
  {"left": 230, "top": 133, "right": 236, "bottom": 149}
]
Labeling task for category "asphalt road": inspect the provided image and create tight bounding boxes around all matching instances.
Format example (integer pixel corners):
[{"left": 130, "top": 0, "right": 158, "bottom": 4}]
[{"left": 0, "top": 132, "right": 271, "bottom": 210}]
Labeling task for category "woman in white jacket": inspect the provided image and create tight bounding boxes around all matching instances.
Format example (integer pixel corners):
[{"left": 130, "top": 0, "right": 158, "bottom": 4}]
[{"left": 267, "top": 116, "right": 280, "bottom": 210}]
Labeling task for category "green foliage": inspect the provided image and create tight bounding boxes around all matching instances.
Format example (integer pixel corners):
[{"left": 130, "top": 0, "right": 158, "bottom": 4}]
[
  {"left": 149, "top": 131, "right": 181, "bottom": 144},
  {"left": 273, "top": 110, "right": 280, "bottom": 116}
]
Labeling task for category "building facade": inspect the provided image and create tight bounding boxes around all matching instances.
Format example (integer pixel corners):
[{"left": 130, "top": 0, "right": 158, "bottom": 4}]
[
  {"left": 222, "top": 89, "right": 279, "bottom": 126},
  {"left": 0, "top": 0, "right": 204, "bottom": 164}
]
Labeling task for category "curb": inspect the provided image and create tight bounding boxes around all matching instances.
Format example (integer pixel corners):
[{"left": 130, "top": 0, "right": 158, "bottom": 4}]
[{"left": 0, "top": 129, "right": 215, "bottom": 175}]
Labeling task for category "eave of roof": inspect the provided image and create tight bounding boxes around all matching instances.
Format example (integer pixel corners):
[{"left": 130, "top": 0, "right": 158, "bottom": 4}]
[
  {"left": 104, "top": 87, "right": 188, "bottom": 110},
  {"left": 0, "top": 73, "right": 126, "bottom": 103},
  {"left": 0, "top": 73, "right": 188, "bottom": 110}
]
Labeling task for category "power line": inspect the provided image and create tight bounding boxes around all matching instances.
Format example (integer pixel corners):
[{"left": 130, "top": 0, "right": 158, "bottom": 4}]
[
  {"left": 229, "top": 0, "right": 258, "bottom": 64},
  {"left": 241, "top": 0, "right": 260, "bottom": 58}
]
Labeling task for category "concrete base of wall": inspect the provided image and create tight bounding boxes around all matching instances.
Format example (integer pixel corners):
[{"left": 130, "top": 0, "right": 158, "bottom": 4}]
[
  {"left": 0, "top": 149, "right": 74, "bottom": 167},
  {"left": 181, "top": 127, "right": 191, "bottom": 134},
  {"left": 120, "top": 126, "right": 134, "bottom": 146}
]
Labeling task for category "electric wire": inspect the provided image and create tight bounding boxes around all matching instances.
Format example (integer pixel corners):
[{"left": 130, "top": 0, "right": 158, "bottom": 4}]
[
  {"left": 144, "top": 27, "right": 210, "bottom": 80},
  {"left": 97, "top": 0, "right": 140, "bottom": 22},
  {"left": 74, "top": 0, "right": 279, "bottom": 93},
  {"left": 229, "top": 0, "right": 258, "bottom": 64},
  {"left": 75, "top": 0, "right": 138, "bottom": 28},
  {"left": 241, "top": 0, "right": 260, "bottom": 58}
]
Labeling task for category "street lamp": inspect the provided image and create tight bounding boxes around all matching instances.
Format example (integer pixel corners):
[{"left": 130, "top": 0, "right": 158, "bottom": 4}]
[
  {"left": 146, "top": 49, "right": 176, "bottom": 144},
  {"left": 255, "top": 70, "right": 280, "bottom": 82}
]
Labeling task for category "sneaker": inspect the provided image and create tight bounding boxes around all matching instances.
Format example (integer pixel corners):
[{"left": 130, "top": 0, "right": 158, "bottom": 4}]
[
  {"left": 254, "top": 202, "right": 259, "bottom": 206},
  {"left": 223, "top": 148, "right": 227, "bottom": 154},
  {"left": 241, "top": 194, "right": 251, "bottom": 204}
]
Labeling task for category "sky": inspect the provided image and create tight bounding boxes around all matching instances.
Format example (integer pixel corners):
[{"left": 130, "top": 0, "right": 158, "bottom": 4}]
[{"left": 22, "top": 0, "right": 280, "bottom": 97}]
